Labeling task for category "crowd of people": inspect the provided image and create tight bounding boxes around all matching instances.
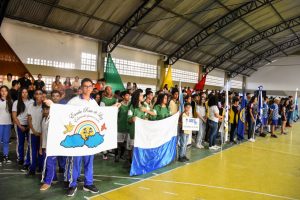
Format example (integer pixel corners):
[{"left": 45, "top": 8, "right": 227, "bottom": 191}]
[{"left": 0, "top": 72, "right": 298, "bottom": 197}]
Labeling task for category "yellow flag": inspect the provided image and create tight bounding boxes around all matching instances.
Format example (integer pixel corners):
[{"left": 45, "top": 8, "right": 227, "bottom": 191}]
[{"left": 161, "top": 65, "right": 174, "bottom": 90}]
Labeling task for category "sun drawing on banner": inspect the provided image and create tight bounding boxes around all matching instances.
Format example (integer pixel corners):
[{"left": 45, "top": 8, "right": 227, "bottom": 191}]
[{"left": 60, "top": 120, "right": 105, "bottom": 148}]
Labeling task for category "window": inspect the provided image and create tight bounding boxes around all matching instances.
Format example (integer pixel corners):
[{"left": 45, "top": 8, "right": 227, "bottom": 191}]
[
  {"left": 104, "top": 57, "right": 157, "bottom": 78},
  {"left": 206, "top": 75, "right": 224, "bottom": 87},
  {"left": 26, "top": 58, "right": 75, "bottom": 69},
  {"left": 168, "top": 68, "right": 198, "bottom": 83},
  {"left": 81, "top": 52, "right": 97, "bottom": 71},
  {"left": 230, "top": 80, "right": 242, "bottom": 89}
]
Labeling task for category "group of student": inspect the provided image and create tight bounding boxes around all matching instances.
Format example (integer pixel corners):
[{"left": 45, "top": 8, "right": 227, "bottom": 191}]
[{"left": 0, "top": 72, "right": 298, "bottom": 197}]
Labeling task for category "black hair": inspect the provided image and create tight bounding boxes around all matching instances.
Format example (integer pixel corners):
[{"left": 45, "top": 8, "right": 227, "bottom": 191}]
[
  {"left": 42, "top": 103, "right": 50, "bottom": 110},
  {"left": 114, "top": 90, "right": 121, "bottom": 95},
  {"left": 62, "top": 88, "right": 76, "bottom": 102},
  {"left": 249, "top": 96, "right": 256, "bottom": 104},
  {"left": 145, "top": 90, "right": 153, "bottom": 97},
  {"left": 51, "top": 90, "right": 61, "bottom": 97},
  {"left": 264, "top": 96, "right": 269, "bottom": 101},
  {"left": 121, "top": 90, "right": 130, "bottom": 97},
  {"left": 33, "top": 89, "right": 43, "bottom": 106},
  {"left": 81, "top": 78, "right": 93, "bottom": 86},
  {"left": 184, "top": 102, "right": 191, "bottom": 107},
  {"left": 171, "top": 88, "right": 179, "bottom": 95},
  {"left": 7, "top": 73, "right": 12, "bottom": 77},
  {"left": 232, "top": 96, "right": 239, "bottom": 104},
  {"left": 154, "top": 93, "right": 168, "bottom": 106},
  {"left": 130, "top": 90, "right": 143, "bottom": 109},
  {"left": 12, "top": 80, "right": 19, "bottom": 87},
  {"left": 0, "top": 85, "right": 12, "bottom": 113},
  {"left": 17, "top": 88, "right": 29, "bottom": 116},
  {"left": 208, "top": 95, "right": 218, "bottom": 107}
]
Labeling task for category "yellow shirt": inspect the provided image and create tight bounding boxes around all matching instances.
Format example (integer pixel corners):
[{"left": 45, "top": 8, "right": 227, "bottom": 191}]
[
  {"left": 3, "top": 80, "right": 12, "bottom": 89},
  {"left": 169, "top": 99, "right": 179, "bottom": 115}
]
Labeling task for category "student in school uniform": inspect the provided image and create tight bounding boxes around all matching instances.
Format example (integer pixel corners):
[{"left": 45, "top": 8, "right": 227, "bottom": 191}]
[
  {"left": 178, "top": 103, "right": 192, "bottom": 162},
  {"left": 0, "top": 86, "right": 13, "bottom": 165},
  {"left": 115, "top": 91, "right": 130, "bottom": 163},
  {"left": 50, "top": 90, "right": 66, "bottom": 173},
  {"left": 152, "top": 93, "right": 171, "bottom": 120},
  {"left": 40, "top": 103, "right": 57, "bottom": 191},
  {"left": 45, "top": 78, "right": 100, "bottom": 196},
  {"left": 27, "top": 89, "right": 44, "bottom": 175},
  {"left": 269, "top": 98, "right": 280, "bottom": 138},
  {"left": 12, "top": 88, "right": 34, "bottom": 169},
  {"left": 127, "top": 90, "right": 153, "bottom": 166}
]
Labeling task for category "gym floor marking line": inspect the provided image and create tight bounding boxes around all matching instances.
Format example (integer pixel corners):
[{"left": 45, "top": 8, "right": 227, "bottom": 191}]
[
  {"left": 240, "top": 144, "right": 300, "bottom": 157},
  {"left": 146, "top": 179, "right": 299, "bottom": 200},
  {"left": 89, "top": 144, "right": 241, "bottom": 199}
]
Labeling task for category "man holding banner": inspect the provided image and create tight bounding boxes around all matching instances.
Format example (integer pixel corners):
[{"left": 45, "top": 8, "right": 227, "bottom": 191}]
[{"left": 45, "top": 78, "right": 116, "bottom": 196}]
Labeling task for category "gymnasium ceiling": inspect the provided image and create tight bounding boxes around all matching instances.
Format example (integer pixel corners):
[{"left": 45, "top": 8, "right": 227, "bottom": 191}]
[{"left": 2, "top": 0, "right": 300, "bottom": 77}]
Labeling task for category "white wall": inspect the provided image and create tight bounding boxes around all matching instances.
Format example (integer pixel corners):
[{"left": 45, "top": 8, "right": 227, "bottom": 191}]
[
  {"left": 247, "top": 56, "right": 300, "bottom": 91},
  {"left": 0, "top": 19, "right": 98, "bottom": 69}
]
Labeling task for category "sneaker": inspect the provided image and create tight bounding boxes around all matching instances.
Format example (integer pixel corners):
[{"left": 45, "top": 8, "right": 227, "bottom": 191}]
[
  {"left": 209, "top": 146, "right": 216, "bottom": 150},
  {"left": 248, "top": 138, "right": 255, "bottom": 142},
  {"left": 178, "top": 157, "right": 185, "bottom": 162},
  {"left": 196, "top": 144, "right": 204, "bottom": 149},
  {"left": 67, "top": 187, "right": 77, "bottom": 197},
  {"left": 40, "top": 183, "right": 51, "bottom": 191},
  {"left": 83, "top": 185, "right": 99, "bottom": 194},
  {"left": 77, "top": 177, "right": 84, "bottom": 183},
  {"left": 213, "top": 145, "right": 221, "bottom": 149},
  {"left": 102, "top": 155, "right": 108, "bottom": 160},
  {"left": 18, "top": 160, "right": 24, "bottom": 166},
  {"left": 271, "top": 134, "right": 278, "bottom": 138},
  {"left": 183, "top": 156, "right": 189, "bottom": 161},
  {"left": 3, "top": 156, "right": 11, "bottom": 164},
  {"left": 27, "top": 170, "right": 35, "bottom": 176},
  {"left": 21, "top": 165, "right": 29, "bottom": 172},
  {"left": 259, "top": 133, "right": 266, "bottom": 137}
]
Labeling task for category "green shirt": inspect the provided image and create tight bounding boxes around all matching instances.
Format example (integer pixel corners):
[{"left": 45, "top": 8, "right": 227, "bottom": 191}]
[
  {"left": 101, "top": 96, "right": 117, "bottom": 106},
  {"left": 127, "top": 105, "right": 146, "bottom": 139},
  {"left": 118, "top": 101, "right": 130, "bottom": 133},
  {"left": 153, "top": 104, "right": 171, "bottom": 120}
]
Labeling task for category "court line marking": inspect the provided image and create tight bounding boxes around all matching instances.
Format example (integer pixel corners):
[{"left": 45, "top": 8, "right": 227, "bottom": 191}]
[
  {"left": 89, "top": 144, "right": 240, "bottom": 199},
  {"left": 145, "top": 179, "right": 299, "bottom": 200},
  {"left": 113, "top": 183, "right": 126, "bottom": 186},
  {"left": 240, "top": 144, "right": 300, "bottom": 157},
  {"left": 138, "top": 187, "right": 150, "bottom": 190},
  {"left": 163, "top": 191, "right": 178, "bottom": 196}
]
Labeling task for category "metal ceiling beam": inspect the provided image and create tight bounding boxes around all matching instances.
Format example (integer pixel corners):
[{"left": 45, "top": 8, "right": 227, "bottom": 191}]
[
  {"left": 106, "top": 0, "right": 162, "bottom": 53},
  {"left": 205, "top": 15, "right": 300, "bottom": 73},
  {"left": 0, "top": 0, "right": 9, "bottom": 26},
  {"left": 166, "top": 0, "right": 274, "bottom": 65},
  {"left": 229, "top": 37, "right": 300, "bottom": 78}
]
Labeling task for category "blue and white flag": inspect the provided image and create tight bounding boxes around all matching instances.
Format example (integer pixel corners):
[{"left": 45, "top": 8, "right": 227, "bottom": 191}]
[
  {"left": 178, "top": 81, "right": 184, "bottom": 113},
  {"left": 130, "top": 112, "right": 179, "bottom": 176},
  {"left": 294, "top": 88, "right": 299, "bottom": 121},
  {"left": 256, "top": 86, "right": 263, "bottom": 129}
]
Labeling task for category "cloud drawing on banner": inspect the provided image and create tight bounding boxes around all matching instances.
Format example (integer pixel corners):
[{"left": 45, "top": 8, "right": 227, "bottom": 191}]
[
  {"left": 85, "top": 133, "right": 104, "bottom": 148},
  {"left": 60, "top": 134, "right": 85, "bottom": 148}
]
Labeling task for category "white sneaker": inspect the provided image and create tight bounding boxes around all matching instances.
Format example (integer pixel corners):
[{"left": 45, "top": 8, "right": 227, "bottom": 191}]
[
  {"left": 248, "top": 138, "right": 255, "bottom": 142},
  {"left": 209, "top": 146, "right": 216, "bottom": 150},
  {"left": 213, "top": 145, "right": 221, "bottom": 149},
  {"left": 196, "top": 144, "right": 204, "bottom": 149}
]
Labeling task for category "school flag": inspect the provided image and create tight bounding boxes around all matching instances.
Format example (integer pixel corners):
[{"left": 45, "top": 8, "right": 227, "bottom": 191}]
[
  {"left": 161, "top": 65, "right": 174, "bottom": 89},
  {"left": 47, "top": 104, "right": 118, "bottom": 156},
  {"left": 256, "top": 86, "right": 263, "bottom": 130},
  {"left": 104, "top": 54, "right": 125, "bottom": 92},
  {"left": 294, "top": 88, "right": 299, "bottom": 121},
  {"left": 130, "top": 112, "right": 179, "bottom": 176},
  {"left": 237, "top": 93, "right": 246, "bottom": 140}
]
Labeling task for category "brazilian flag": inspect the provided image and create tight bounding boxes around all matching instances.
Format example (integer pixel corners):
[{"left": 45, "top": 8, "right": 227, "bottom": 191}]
[{"left": 104, "top": 54, "right": 125, "bottom": 92}]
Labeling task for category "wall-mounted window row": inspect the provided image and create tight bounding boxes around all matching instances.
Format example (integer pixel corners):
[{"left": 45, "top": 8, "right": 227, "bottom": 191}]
[{"left": 26, "top": 58, "right": 75, "bottom": 69}]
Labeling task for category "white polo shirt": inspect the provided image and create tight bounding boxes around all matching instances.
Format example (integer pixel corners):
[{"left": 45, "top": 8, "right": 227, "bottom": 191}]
[
  {"left": 68, "top": 95, "right": 98, "bottom": 107},
  {"left": 0, "top": 100, "right": 12, "bottom": 125},
  {"left": 12, "top": 99, "right": 34, "bottom": 125},
  {"left": 27, "top": 103, "right": 43, "bottom": 134},
  {"left": 41, "top": 116, "right": 50, "bottom": 148}
]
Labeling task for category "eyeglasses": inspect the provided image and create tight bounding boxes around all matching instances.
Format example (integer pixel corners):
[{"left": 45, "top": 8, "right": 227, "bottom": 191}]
[{"left": 82, "top": 85, "right": 93, "bottom": 89}]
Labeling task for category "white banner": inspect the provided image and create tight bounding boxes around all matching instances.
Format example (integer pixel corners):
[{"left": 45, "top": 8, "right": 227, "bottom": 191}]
[
  {"left": 47, "top": 104, "right": 118, "bottom": 156},
  {"left": 182, "top": 117, "right": 199, "bottom": 131}
]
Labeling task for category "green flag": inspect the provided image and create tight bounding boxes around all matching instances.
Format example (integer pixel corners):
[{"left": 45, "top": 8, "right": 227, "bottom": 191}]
[{"left": 104, "top": 54, "right": 125, "bottom": 92}]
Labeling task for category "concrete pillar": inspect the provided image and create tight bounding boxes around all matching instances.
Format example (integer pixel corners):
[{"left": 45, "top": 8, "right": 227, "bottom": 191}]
[
  {"left": 242, "top": 76, "right": 247, "bottom": 93},
  {"left": 224, "top": 71, "right": 230, "bottom": 86},
  {"left": 96, "top": 42, "right": 106, "bottom": 79},
  {"left": 156, "top": 59, "right": 167, "bottom": 91}
]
